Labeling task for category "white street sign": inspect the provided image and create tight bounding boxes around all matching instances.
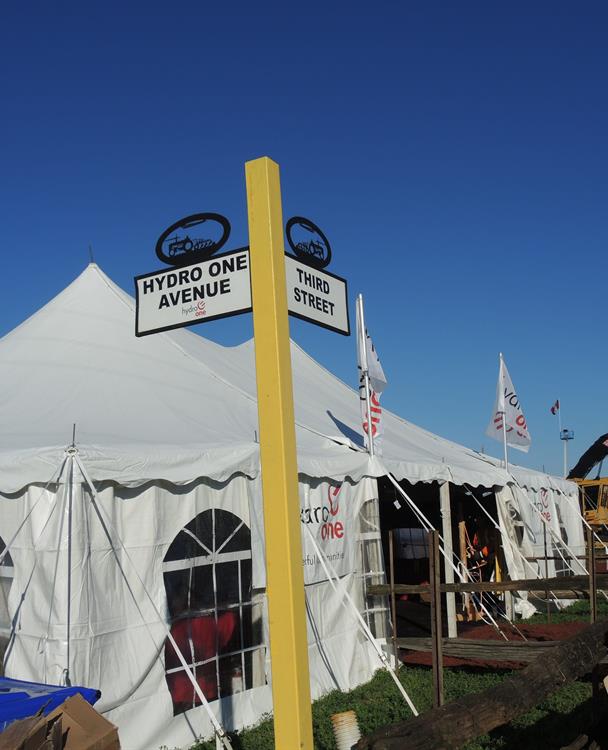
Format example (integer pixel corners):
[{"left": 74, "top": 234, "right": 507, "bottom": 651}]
[
  {"left": 135, "top": 249, "right": 252, "bottom": 336},
  {"left": 284, "top": 255, "right": 350, "bottom": 335},
  {"left": 135, "top": 248, "right": 349, "bottom": 337}
]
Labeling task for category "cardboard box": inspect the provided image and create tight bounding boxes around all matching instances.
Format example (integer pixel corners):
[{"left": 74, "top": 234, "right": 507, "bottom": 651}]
[{"left": 0, "top": 693, "right": 120, "bottom": 750}]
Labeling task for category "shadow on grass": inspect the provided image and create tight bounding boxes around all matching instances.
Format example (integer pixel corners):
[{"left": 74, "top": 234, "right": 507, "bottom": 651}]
[{"left": 467, "top": 695, "right": 600, "bottom": 750}]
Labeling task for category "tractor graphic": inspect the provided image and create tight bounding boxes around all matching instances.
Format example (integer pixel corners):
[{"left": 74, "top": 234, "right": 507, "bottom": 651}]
[
  {"left": 286, "top": 216, "right": 332, "bottom": 269},
  {"left": 295, "top": 238, "right": 327, "bottom": 261},
  {"left": 155, "top": 213, "right": 231, "bottom": 268},
  {"left": 167, "top": 235, "right": 214, "bottom": 257}
]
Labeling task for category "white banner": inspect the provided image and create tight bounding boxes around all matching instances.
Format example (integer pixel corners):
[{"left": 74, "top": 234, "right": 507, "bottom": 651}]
[
  {"left": 486, "top": 355, "right": 531, "bottom": 452},
  {"left": 300, "top": 481, "right": 361, "bottom": 584}
]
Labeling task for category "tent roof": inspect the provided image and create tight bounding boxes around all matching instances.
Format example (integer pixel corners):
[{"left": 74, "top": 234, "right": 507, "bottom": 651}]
[
  {"left": 0, "top": 265, "right": 568, "bottom": 493},
  {"left": 173, "top": 335, "right": 509, "bottom": 488},
  {"left": 0, "top": 265, "right": 366, "bottom": 490}
]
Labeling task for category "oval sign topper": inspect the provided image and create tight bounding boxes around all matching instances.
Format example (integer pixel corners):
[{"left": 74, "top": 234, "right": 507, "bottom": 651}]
[
  {"left": 285, "top": 216, "right": 332, "bottom": 270},
  {"left": 156, "top": 213, "right": 231, "bottom": 267}
]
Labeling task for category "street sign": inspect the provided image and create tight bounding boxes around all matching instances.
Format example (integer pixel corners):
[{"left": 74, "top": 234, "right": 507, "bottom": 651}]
[
  {"left": 133, "top": 185, "right": 348, "bottom": 749},
  {"left": 134, "top": 248, "right": 252, "bottom": 336},
  {"left": 284, "top": 254, "right": 350, "bottom": 335}
]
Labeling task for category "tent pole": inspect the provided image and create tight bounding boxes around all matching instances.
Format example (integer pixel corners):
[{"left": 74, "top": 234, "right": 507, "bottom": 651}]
[
  {"left": 65, "top": 454, "right": 74, "bottom": 686},
  {"left": 499, "top": 353, "right": 509, "bottom": 472},
  {"left": 439, "top": 482, "right": 457, "bottom": 638},
  {"left": 502, "top": 416, "right": 509, "bottom": 473}
]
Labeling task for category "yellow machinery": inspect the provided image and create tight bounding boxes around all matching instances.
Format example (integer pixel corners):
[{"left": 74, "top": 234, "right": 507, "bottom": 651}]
[
  {"left": 575, "top": 478, "right": 608, "bottom": 529},
  {"left": 568, "top": 433, "right": 608, "bottom": 536}
]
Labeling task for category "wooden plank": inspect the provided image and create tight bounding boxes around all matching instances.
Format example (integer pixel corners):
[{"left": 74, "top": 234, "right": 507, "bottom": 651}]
[
  {"left": 367, "top": 574, "right": 608, "bottom": 596},
  {"left": 396, "top": 637, "right": 559, "bottom": 650},
  {"left": 357, "top": 620, "right": 608, "bottom": 750},
  {"left": 396, "top": 637, "right": 559, "bottom": 663},
  {"left": 543, "top": 522, "right": 550, "bottom": 624}
]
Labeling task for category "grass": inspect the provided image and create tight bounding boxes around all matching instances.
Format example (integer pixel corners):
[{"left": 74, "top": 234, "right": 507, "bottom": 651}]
[
  {"left": 188, "top": 666, "right": 594, "bottom": 750},
  {"left": 187, "top": 601, "right": 605, "bottom": 750},
  {"left": 526, "top": 597, "right": 608, "bottom": 624}
]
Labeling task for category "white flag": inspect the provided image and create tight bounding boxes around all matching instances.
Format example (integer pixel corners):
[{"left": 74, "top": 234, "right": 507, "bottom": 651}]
[
  {"left": 356, "top": 296, "right": 387, "bottom": 453},
  {"left": 485, "top": 354, "right": 531, "bottom": 452}
]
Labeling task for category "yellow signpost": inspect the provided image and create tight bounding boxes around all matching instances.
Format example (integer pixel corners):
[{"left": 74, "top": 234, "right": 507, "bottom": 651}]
[{"left": 245, "top": 157, "right": 314, "bottom": 750}]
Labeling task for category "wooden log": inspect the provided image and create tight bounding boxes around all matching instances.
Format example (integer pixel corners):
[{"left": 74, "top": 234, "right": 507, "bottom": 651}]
[
  {"left": 356, "top": 619, "right": 608, "bottom": 750},
  {"left": 560, "top": 736, "right": 589, "bottom": 750}
]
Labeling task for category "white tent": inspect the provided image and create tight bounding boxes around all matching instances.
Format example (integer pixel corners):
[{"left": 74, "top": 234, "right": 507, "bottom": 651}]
[{"left": 0, "top": 265, "right": 583, "bottom": 748}]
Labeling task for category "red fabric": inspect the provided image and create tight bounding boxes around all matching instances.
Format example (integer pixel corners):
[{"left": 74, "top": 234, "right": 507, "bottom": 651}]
[{"left": 165, "top": 611, "right": 237, "bottom": 705}]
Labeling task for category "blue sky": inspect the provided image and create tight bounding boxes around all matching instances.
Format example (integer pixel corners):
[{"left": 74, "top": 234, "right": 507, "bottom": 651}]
[{"left": 1, "top": 2, "right": 606, "bottom": 477}]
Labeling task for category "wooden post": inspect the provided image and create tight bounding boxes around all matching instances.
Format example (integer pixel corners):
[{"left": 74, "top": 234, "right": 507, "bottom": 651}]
[
  {"left": 428, "top": 530, "right": 444, "bottom": 708},
  {"left": 458, "top": 517, "right": 470, "bottom": 620},
  {"left": 592, "top": 663, "right": 602, "bottom": 722},
  {"left": 543, "top": 521, "right": 550, "bottom": 623},
  {"left": 439, "top": 483, "right": 457, "bottom": 638},
  {"left": 587, "top": 526, "right": 597, "bottom": 624},
  {"left": 389, "top": 530, "right": 399, "bottom": 669}
]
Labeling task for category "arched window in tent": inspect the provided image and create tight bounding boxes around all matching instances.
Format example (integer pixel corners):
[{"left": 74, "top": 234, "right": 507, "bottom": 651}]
[
  {"left": 0, "top": 538, "right": 14, "bottom": 636},
  {"left": 162, "top": 508, "right": 265, "bottom": 715}
]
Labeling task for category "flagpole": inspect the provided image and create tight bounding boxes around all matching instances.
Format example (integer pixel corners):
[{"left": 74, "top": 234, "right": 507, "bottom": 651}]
[
  {"left": 357, "top": 294, "right": 375, "bottom": 458},
  {"left": 499, "top": 353, "right": 509, "bottom": 473},
  {"left": 558, "top": 400, "right": 566, "bottom": 477}
]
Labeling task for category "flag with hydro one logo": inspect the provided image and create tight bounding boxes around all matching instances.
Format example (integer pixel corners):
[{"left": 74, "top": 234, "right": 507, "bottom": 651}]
[
  {"left": 356, "top": 300, "right": 387, "bottom": 454},
  {"left": 485, "top": 354, "right": 531, "bottom": 452}
]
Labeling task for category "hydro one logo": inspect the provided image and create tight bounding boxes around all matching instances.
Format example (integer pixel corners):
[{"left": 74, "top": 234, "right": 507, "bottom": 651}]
[
  {"left": 182, "top": 300, "right": 206, "bottom": 318},
  {"left": 535, "top": 488, "right": 551, "bottom": 523},
  {"left": 300, "top": 484, "right": 345, "bottom": 540}
]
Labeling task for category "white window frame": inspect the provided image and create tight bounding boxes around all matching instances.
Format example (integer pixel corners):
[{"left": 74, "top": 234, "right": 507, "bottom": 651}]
[{"left": 162, "top": 509, "right": 265, "bottom": 713}]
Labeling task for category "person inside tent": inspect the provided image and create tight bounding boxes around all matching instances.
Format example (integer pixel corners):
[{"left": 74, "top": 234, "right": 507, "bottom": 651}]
[
  {"left": 164, "top": 580, "right": 237, "bottom": 714},
  {"left": 466, "top": 516, "right": 503, "bottom": 616},
  {"left": 468, "top": 520, "right": 494, "bottom": 579}
]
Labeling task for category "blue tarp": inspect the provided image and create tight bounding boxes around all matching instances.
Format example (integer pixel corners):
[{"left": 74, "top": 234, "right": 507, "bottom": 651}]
[{"left": 0, "top": 677, "right": 100, "bottom": 731}]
